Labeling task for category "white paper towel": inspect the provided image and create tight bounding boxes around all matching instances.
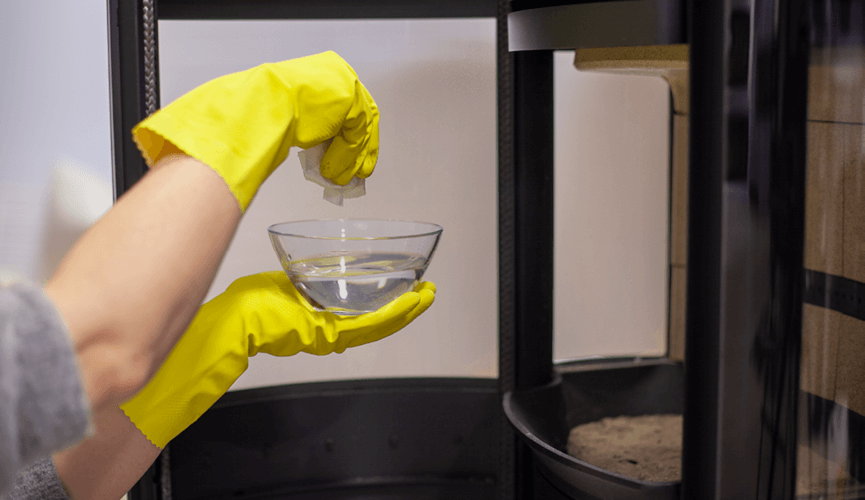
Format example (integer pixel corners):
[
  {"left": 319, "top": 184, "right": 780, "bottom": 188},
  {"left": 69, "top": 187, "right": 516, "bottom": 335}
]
[{"left": 298, "top": 139, "right": 366, "bottom": 206}]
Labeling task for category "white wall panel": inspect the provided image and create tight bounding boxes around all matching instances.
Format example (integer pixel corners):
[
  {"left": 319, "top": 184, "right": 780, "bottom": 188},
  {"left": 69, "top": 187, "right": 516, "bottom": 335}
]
[
  {"left": 158, "top": 19, "right": 499, "bottom": 388},
  {"left": 553, "top": 51, "right": 670, "bottom": 361}
]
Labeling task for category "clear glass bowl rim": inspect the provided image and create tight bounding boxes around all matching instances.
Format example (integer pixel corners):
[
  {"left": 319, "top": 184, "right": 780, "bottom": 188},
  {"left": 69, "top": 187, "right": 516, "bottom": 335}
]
[{"left": 267, "top": 219, "right": 443, "bottom": 241}]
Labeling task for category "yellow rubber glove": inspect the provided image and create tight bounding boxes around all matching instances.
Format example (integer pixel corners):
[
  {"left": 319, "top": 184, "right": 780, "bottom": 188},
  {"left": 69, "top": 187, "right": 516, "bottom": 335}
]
[
  {"left": 120, "top": 271, "right": 434, "bottom": 448},
  {"left": 132, "top": 51, "right": 379, "bottom": 211}
]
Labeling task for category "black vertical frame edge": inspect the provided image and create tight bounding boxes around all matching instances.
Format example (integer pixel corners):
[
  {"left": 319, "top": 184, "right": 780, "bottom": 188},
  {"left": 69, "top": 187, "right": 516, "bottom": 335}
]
[
  {"left": 761, "top": 0, "right": 809, "bottom": 495},
  {"left": 108, "top": 0, "right": 122, "bottom": 201},
  {"left": 498, "top": 3, "right": 555, "bottom": 500},
  {"left": 496, "top": 2, "right": 517, "bottom": 500},
  {"left": 109, "top": 0, "right": 156, "bottom": 199},
  {"left": 511, "top": 47, "right": 555, "bottom": 500},
  {"left": 751, "top": 0, "right": 809, "bottom": 495},
  {"left": 511, "top": 50, "right": 555, "bottom": 393},
  {"left": 682, "top": 0, "right": 726, "bottom": 493},
  {"left": 683, "top": 0, "right": 809, "bottom": 497}
]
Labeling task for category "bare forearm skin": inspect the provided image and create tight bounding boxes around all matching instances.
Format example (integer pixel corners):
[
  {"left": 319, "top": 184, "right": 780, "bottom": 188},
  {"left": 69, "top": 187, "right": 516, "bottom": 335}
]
[
  {"left": 44, "top": 153, "right": 241, "bottom": 413},
  {"left": 53, "top": 409, "right": 160, "bottom": 500}
]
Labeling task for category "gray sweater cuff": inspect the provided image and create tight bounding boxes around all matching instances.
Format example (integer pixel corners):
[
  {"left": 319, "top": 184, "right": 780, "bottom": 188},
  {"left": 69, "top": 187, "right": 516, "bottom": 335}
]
[
  {"left": 0, "top": 282, "right": 92, "bottom": 496},
  {"left": 0, "top": 458, "right": 71, "bottom": 500}
]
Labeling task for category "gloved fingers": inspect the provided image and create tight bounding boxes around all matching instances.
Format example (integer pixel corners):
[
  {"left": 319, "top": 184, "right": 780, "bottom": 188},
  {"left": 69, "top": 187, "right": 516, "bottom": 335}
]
[
  {"left": 358, "top": 288, "right": 424, "bottom": 328},
  {"left": 338, "top": 281, "right": 436, "bottom": 351},
  {"left": 356, "top": 82, "right": 379, "bottom": 179},
  {"left": 320, "top": 134, "right": 366, "bottom": 186},
  {"left": 412, "top": 284, "right": 436, "bottom": 317},
  {"left": 343, "top": 292, "right": 434, "bottom": 350},
  {"left": 239, "top": 272, "right": 433, "bottom": 357},
  {"left": 330, "top": 291, "right": 421, "bottom": 353},
  {"left": 319, "top": 81, "right": 379, "bottom": 185},
  {"left": 381, "top": 281, "right": 435, "bottom": 329},
  {"left": 357, "top": 281, "right": 435, "bottom": 330},
  {"left": 413, "top": 281, "right": 436, "bottom": 296}
]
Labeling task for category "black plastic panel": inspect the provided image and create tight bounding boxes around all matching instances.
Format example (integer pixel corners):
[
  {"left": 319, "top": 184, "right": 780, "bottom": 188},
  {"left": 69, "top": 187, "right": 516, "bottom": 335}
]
[
  {"left": 109, "top": 0, "right": 159, "bottom": 198},
  {"left": 496, "top": 1, "right": 518, "bottom": 499},
  {"left": 158, "top": 0, "right": 497, "bottom": 19},
  {"left": 162, "top": 378, "right": 499, "bottom": 500},
  {"left": 683, "top": 0, "right": 809, "bottom": 497},
  {"left": 507, "top": 0, "right": 684, "bottom": 51},
  {"left": 511, "top": 0, "right": 631, "bottom": 11}
]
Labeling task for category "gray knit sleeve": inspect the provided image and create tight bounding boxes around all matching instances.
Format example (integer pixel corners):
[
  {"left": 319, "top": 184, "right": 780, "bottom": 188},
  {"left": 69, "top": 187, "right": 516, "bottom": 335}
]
[
  {"left": 0, "top": 458, "right": 71, "bottom": 500},
  {"left": 0, "top": 282, "right": 92, "bottom": 497}
]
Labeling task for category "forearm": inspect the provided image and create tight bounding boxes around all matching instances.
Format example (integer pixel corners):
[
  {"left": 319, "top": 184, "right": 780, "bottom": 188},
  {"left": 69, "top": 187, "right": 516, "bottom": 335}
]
[
  {"left": 53, "top": 407, "right": 160, "bottom": 500},
  {"left": 44, "top": 153, "right": 241, "bottom": 411}
]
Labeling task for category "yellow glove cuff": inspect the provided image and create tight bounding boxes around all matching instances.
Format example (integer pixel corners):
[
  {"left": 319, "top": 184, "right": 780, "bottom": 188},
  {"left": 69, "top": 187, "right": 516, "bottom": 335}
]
[
  {"left": 119, "top": 303, "right": 249, "bottom": 448},
  {"left": 132, "top": 90, "right": 292, "bottom": 213}
]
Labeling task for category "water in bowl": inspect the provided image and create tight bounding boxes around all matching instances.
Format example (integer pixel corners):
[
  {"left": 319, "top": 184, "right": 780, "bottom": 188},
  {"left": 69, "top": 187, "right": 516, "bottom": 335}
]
[{"left": 288, "top": 251, "right": 429, "bottom": 315}]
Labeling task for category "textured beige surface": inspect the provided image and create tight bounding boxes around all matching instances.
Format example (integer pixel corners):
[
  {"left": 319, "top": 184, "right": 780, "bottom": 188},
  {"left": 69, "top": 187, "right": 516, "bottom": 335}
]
[
  {"left": 667, "top": 70, "right": 688, "bottom": 362},
  {"left": 797, "top": 443, "right": 859, "bottom": 497},
  {"left": 844, "top": 124, "right": 865, "bottom": 283},
  {"left": 808, "top": 48, "right": 865, "bottom": 124},
  {"left": 805, "top": 122, "right": 846, "bottom": 275},
  {"left": 567, "top": 414, "right": 682, "bottom": 482},
  {"left": 663, "top": 71, "right": 689, "bottom": 116},
  {"left": 668, "top": 266, "right": 687, "bottom": 362},
  {"left": 835, "top": 314, "right": 865, "bottom": 415},
  {"left": 574, "top": 45, "right": 688, "bottom": 67},
  {"left": 573, "top": 45, "right": 689, "bottom": 114},
  {"left": 804, "top": 59, "right": 865, "bottom": 420},
  {"left": 671, "top": 115, "right": 689, "bottom": 268},
  {"left": 800, "top": 304, "right": 842, "bottom": 401}
]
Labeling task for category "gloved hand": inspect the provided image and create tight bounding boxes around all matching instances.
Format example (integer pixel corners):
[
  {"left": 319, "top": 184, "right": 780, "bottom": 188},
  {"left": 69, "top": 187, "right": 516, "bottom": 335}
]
[
  {"left": 120, "top": 271, "right": 434, "bottom": 448},
  {"left": 132, "top": 51, "right": 379, "bottom": 211}
]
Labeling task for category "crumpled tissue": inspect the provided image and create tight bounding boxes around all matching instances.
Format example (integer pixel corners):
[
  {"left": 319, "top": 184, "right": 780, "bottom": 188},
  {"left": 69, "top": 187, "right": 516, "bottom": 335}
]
[{"left": 298, "top": 138, "right": 366, "bottom": 206}]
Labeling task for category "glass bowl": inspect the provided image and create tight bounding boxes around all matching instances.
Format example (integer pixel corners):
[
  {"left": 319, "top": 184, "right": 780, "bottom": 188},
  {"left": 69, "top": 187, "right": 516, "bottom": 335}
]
[{"left": 268, "top": 220, "right": 443, "bottom": 315}]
